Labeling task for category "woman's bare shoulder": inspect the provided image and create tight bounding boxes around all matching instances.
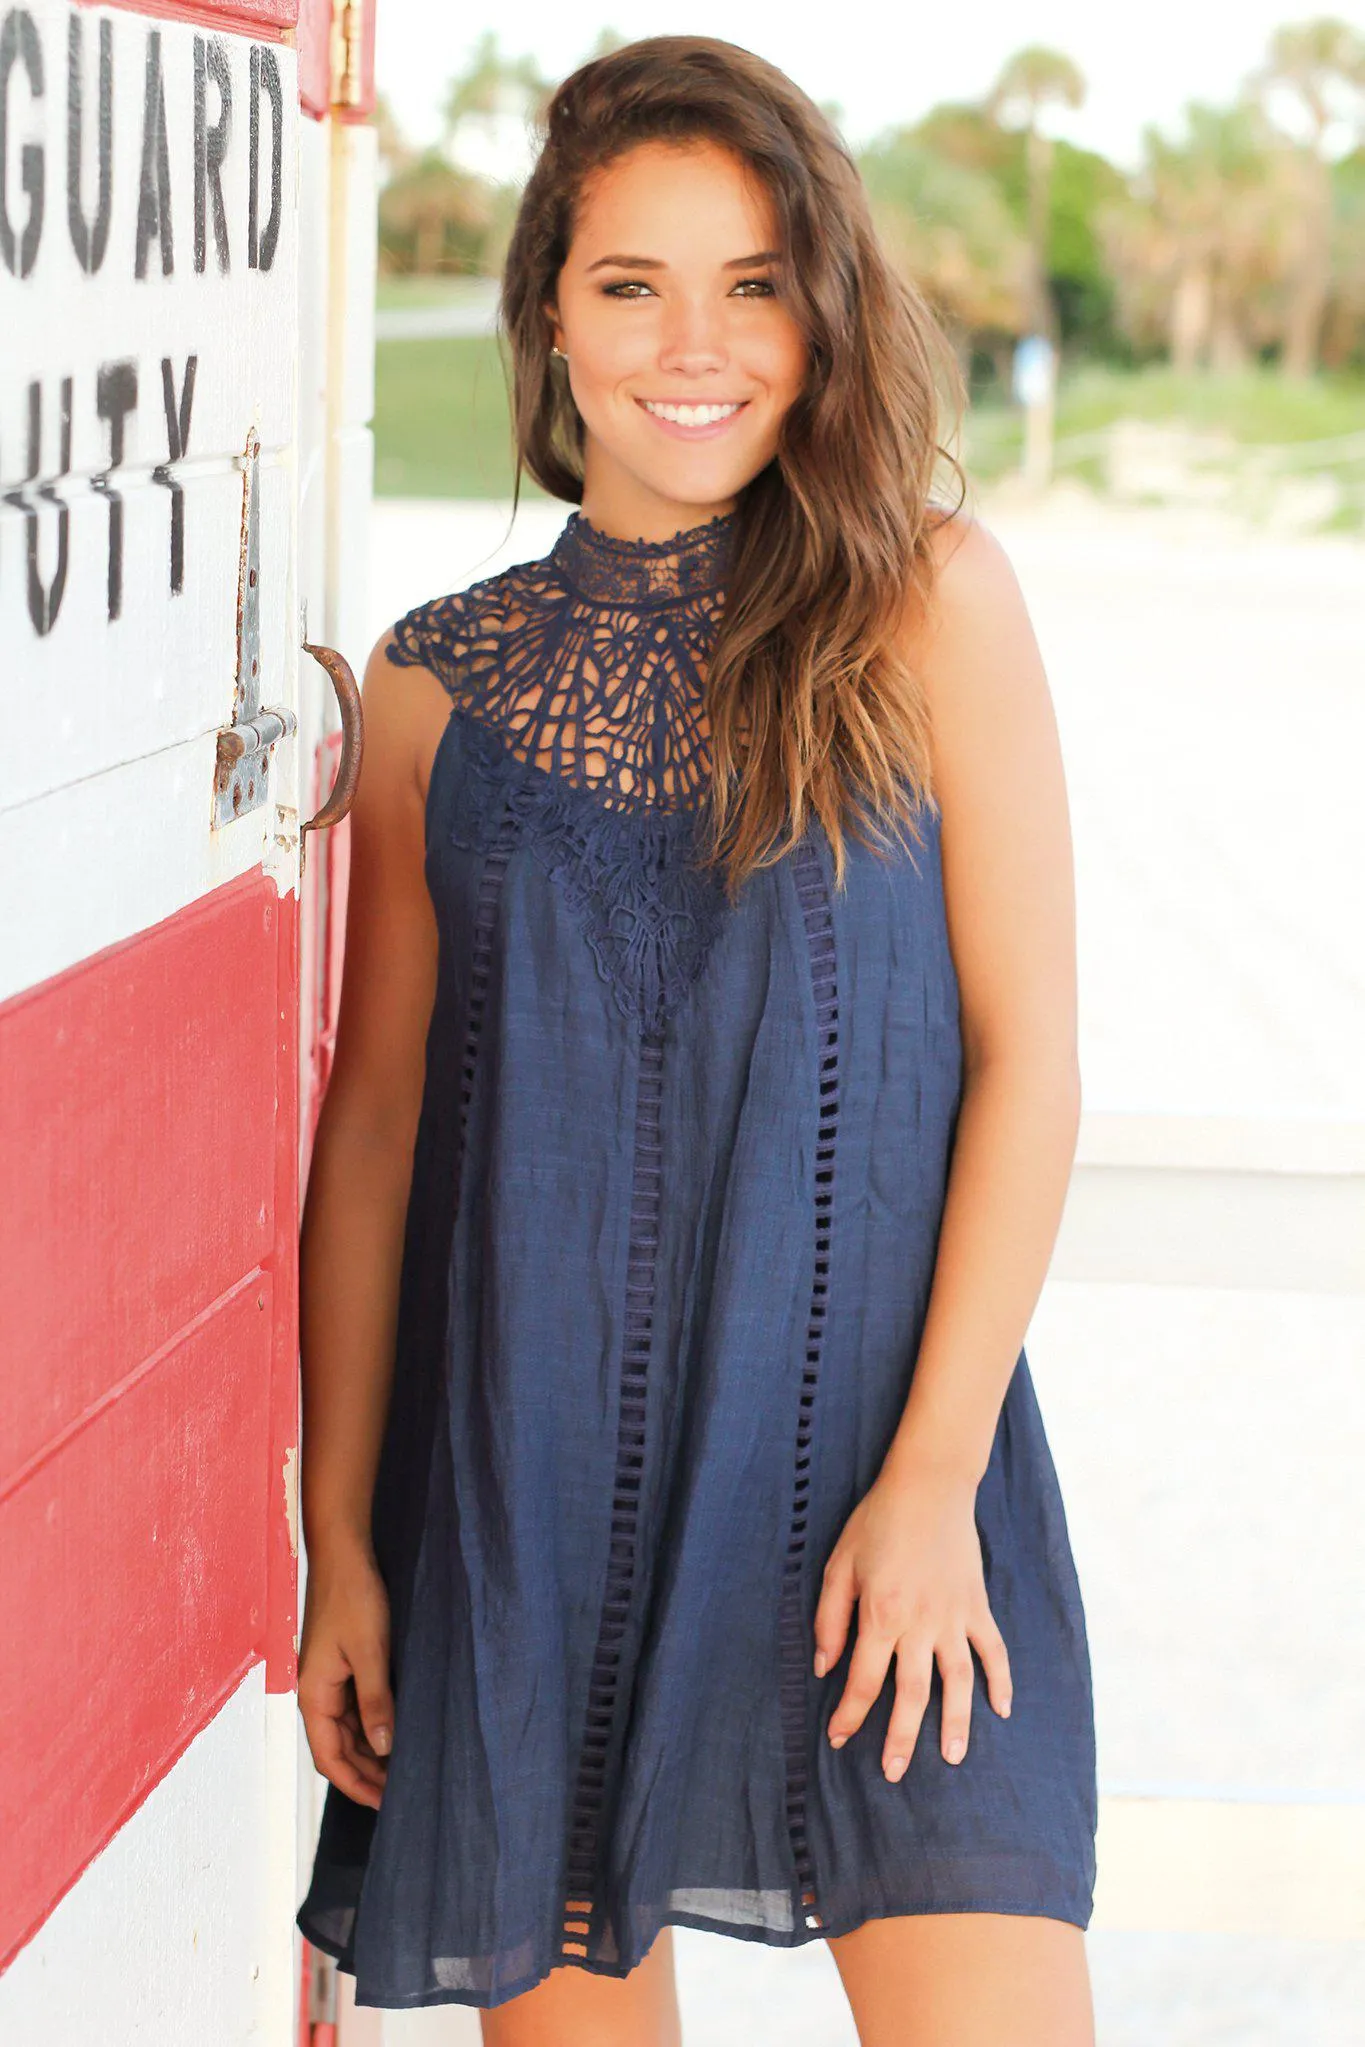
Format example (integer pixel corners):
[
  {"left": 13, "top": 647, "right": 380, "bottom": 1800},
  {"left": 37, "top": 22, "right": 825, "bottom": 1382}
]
[
  {"left": 922, "top": 504, "right": 1020, "bottom": 605},
  {"left": 914, "top": 508, "right": 1040, "bottom": 684},
  {"left": 904, "top": 505, "right": 1059, "bottom": 824}
]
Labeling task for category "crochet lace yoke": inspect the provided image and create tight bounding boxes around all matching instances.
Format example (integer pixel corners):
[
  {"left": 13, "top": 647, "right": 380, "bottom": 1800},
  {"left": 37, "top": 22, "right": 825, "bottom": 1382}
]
[{"left": 386, "top": 509, "right": 746, "bottom": 1031}]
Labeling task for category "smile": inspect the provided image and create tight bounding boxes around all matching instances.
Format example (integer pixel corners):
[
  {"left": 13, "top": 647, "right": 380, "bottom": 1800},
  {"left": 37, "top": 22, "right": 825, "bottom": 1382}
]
[{"left": 637, "top": 398, "right": 749, "bottom": 437}]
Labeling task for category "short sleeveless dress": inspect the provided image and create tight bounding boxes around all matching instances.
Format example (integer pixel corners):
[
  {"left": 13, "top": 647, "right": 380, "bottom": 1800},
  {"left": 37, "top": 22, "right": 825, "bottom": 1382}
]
[{"left": 295, "top": 508, "right": 1097, "bottom": 2011}]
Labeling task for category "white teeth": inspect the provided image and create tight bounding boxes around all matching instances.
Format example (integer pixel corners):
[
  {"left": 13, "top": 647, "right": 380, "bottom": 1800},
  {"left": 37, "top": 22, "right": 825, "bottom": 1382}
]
[{"left": 642, "top": 401, "right": 742, "bottom": 426}]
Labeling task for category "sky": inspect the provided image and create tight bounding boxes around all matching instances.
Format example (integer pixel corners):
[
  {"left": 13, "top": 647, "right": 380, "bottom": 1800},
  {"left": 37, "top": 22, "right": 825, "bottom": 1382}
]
[{"left": 377, "top": 0, "right": 1365, "bottom": 180}]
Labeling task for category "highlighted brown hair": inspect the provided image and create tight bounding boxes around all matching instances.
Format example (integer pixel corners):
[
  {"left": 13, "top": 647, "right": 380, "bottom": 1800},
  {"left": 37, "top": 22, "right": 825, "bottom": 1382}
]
[{"left": 499, "top": 34, "right": 969, "bottom": 898}]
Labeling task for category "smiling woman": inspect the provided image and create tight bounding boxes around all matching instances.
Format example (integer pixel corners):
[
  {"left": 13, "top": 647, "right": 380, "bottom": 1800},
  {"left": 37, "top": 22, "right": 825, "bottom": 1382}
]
[
  {"left": 541, "top": 145, "right": 807, "bottom": 529},
  {"left": 294, "top": 34, "right": 1098, "bottom": 2047}
]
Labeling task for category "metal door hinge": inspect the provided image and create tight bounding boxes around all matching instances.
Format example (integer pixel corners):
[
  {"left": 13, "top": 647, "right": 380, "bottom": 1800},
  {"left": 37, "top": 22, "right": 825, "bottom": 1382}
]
[
  {"left": 330, "top": 0, "right": 363, "bottom": 110},
  {"left": 214, "top": 432, "right": 297, "bottom": 828}
]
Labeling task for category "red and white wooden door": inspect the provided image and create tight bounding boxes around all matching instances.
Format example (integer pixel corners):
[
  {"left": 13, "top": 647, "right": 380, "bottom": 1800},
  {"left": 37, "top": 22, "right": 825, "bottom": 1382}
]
[{"left": 0, "top": 1, "right": 374, "bottom": 2039}]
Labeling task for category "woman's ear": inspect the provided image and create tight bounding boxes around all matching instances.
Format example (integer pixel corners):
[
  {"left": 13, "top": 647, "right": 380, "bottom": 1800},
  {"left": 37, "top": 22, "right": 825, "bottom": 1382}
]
[{"left": 543, "top": 303, "right": 564, "bottom": 354}]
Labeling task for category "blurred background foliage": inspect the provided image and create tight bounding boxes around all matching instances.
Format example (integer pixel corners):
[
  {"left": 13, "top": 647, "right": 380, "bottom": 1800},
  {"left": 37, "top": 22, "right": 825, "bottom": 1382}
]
[{"left": 371, "top": 20, "right": 1365, "bottom": 515}]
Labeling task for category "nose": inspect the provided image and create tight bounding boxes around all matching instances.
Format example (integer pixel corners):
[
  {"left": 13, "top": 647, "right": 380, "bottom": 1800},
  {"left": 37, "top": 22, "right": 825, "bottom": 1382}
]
[{"left": 656, "top": 296, "right": 728, "bottom": 379}]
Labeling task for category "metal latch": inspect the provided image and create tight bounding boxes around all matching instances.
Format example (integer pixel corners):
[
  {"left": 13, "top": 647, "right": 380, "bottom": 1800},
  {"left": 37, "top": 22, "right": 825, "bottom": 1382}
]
[{"left": 214, "top": 430, "right": 297, "bottom": 827}]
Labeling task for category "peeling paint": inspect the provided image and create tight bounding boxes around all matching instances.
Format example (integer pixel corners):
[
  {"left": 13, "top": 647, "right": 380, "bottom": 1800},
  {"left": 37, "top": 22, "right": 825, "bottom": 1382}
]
[{"left": 282, "top": 1443, "right": 298, "bottom": 1559}]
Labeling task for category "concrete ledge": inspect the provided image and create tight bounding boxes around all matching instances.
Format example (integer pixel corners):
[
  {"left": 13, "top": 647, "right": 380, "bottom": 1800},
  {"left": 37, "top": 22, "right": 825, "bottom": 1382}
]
[
  {"left": 1076, "top": 1112, "right": 1365, "bottom": 1176},
  {"left": 1055, "top": 1114, "right": 1365, "bottom": 1293}
]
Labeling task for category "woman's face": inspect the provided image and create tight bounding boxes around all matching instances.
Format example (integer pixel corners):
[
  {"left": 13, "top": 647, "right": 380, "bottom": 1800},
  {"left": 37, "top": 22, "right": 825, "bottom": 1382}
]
[{"left": 548, "top": 138, "right": 809, "bottom": 539}]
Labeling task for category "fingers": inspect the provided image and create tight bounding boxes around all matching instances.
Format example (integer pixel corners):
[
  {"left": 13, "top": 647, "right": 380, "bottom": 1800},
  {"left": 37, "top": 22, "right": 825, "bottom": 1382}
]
[
  {"left": 827, "top": 1606, "right": 1014, "bottom": 1780},
  {"left": 969, "top": 1607, "right": 1014, "bottom": 1720},
  {"left": 826, "top": 1588, "right": 902, "bottom": 1746},
  {"left": 812, "top": 1549, "right": 856, "bottom": 1680},
  {"left": 302, "top": 1691, "right": 387, "bottom": 1810},
  {"left": 350, "top": 1633, "right": 397, "bottom": 1761},
  {"left": 299, "top": 1636, "right": 393, "bottom": 1812},
  {"left": 336, "top": 1698, "right": 390, "bottom": 1807},
  {"left": 881, "top": 1637, "right": 932, "bottom": 1781},
  {"left": 936, "top": 1641, "right": 975, "bottom": 1766}
]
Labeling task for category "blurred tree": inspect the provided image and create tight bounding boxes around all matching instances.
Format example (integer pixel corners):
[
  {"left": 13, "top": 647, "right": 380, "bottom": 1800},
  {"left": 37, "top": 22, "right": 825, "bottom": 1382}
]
[
  {"left": 441, "top": 30, "right": 552, "bottom": 183},
  {"left": 858, "top": 127, "right": 1031, "bottom": 360},
  {"left": 372, "top": 92, "right": 414, "bottom": 187},
  {"left": 583, "top": 28, "right": 629, "bottom": 59},
  {"left": 888, "top": 102, "right": 1124, "bottom": 363},
  {"left": 1322, "top": 145, "right": 1365, "bottom": 367},
  {"left": 442, "top": 30, "right": 551, "bottom": 135},
  {"left": 912, "top": 102, "right": 1015, "bottom": 181},
  {"left": 377, "top": 150, "right": 496, "bottom": 274},
  {"left": 1249, "top": 17, "right": 1365, "bottom": 375},
  {"left": 1098, "top": 100, "right": 1300, "bottom": 372},
  {"left": 983, "top": 45, "right": 1087, "bottom": 341},
  {"left": 1040, "top": 140, "right": 1128, "bottom": 358}
]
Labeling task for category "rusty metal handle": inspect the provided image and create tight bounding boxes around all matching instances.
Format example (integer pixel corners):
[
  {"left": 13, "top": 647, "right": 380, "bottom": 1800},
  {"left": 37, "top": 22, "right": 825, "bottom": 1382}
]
[{"left": 301, "top": 642, "right": 364, "bottom": 836}]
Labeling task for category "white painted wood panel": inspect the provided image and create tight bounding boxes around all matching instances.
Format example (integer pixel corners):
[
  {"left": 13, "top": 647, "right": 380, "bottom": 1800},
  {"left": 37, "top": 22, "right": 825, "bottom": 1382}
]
[
  {"left": 1, "top": 1667, "right": 296, "bottom": 2044},
  {"left": 0, "top": 3, "right": 297, "bottom": 476},
  {"left": 1, "top": 0, "right": 303, "bottom": 995}
]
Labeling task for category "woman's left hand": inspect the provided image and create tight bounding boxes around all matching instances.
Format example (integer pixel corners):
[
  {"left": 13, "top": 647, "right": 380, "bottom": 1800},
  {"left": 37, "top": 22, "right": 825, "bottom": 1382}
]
[{"left": 812, "top": 1456, "right": 1013, "bottom": 1781}]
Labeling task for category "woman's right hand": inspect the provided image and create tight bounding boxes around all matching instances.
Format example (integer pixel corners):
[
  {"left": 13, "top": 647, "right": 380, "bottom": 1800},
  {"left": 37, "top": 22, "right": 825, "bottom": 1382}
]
[{"left": 297, "top": 1538, "right": 396, "bottom": 1811}]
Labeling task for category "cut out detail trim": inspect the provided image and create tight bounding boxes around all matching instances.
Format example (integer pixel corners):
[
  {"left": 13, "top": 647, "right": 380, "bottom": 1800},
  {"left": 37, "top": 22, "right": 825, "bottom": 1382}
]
[
  {"left": 386, "top": 541, "right": 725, "bottom": 814},
  {"left": 779, "top": 833, "right": 839, "bottom": 1933},
  {"left": 560, "top": 1025, "right": 667, "bottom": 1960}
]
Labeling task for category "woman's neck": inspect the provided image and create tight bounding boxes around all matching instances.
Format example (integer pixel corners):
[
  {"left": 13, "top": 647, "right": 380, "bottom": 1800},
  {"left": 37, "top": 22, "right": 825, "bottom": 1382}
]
[{"left": 577, "top": 450, "right": 738, "bottom": 547}]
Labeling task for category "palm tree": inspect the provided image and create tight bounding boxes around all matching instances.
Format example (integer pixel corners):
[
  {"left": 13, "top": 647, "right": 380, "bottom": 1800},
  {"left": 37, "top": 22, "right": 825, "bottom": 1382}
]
[
  {"left": 984, "top": 46, "right": 1087, "bottom": 342},
  {"left": 582, "top": 29, "right": 628, "bottom": 61},
  {"left": 441, "top": 32, "right": 552, "bottom": 165},
  {"left": 1321, "top": 146, "right": 1365, "bottom": 367},
  {"left": 859, "top": 127, "right": 1031, "bottom": 345},
  {"left": 1250, "top": 17, "right": 1365, "bottom": 375},
  {"left": 1099, "top": 100, "right": 1300, "bottom": 372},
  {"left": 378, "top": 151, "right": 494, "bottom": 275},
  {"left": 858, "top": 128, "right": 1031, "bottom": 351}
]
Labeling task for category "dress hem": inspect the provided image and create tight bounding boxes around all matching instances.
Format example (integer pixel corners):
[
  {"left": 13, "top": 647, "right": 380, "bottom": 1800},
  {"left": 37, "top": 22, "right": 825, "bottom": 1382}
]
[{"left": 298, "top": 1887, "right": 1096, "bottom": 2013}]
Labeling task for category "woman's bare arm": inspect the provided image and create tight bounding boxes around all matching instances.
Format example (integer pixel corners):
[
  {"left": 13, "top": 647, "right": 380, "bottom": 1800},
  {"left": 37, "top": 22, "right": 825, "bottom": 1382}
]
[
  {"left": 880, "top": 511, "right": 1081, "bottom": 1489},
  {"left": 296, "top": 629, "right": 452, "bottom": 1805},
  {"left": 813, "top": 511, "right": 1080, "bottom": 1779}
]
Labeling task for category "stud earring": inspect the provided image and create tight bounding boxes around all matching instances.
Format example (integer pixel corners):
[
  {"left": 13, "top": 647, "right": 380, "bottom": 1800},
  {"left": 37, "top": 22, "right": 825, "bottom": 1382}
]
[{"left": 550, "top": 345, "right": 567, "bottom": 360}]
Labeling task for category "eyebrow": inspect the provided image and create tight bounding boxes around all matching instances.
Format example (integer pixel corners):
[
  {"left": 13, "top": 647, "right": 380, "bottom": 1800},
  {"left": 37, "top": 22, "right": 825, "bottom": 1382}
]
[{"left": 584, "top": 249, "right": 782, "bottom": 273}]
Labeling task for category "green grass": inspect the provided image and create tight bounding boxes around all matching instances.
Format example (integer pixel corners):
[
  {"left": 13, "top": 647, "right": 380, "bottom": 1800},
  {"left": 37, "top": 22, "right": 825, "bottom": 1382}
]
[
  {"left": 376, "top": 275, "right": 498, "bottom": 312},
  {"left": 961, "top": 364, "right": 1365, "bottom": 528},
  {"left": 373, "top": 341, "right": 1365, "bottom": 502},
  {"left": 962, "top": 362, "right": 1365, "bottom": 481},
  {"left": 372, "top": 335, "right": 548, "bottom": 499},
  {"left": 1051, "top": 361, "right": 1365, "bottom": 445}
]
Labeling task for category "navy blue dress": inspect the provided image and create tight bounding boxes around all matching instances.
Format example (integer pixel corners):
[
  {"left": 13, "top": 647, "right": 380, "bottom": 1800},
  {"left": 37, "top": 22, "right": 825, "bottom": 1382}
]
[{"left": 295, "top": 508, "right": 1097, "bottom": 2010}]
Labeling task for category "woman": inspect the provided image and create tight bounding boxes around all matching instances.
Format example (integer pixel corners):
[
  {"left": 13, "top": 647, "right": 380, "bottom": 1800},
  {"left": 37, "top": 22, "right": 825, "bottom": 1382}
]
[{"left": 295, "top": 34, "right": 1097, "bottom": 2047}]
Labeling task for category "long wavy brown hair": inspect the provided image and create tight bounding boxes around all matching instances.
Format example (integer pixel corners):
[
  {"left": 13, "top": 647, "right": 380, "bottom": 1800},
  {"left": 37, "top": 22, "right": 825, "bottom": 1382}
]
[{"left": 499, "top": 35, "right": 970, "bottom": 900}]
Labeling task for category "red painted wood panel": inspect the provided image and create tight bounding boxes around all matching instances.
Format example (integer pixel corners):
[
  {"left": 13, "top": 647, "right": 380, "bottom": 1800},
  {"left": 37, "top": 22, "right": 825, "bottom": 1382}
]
[
  {"left": 80, "top": 0, "right": 297, "bottom": 36},
  {"left": 295, "top": 0, "right": 331, "bottom": 119},
  {"left": 0, "top": 868, "right": 302, "bottom": 1964},
  {"left": 0, "top": 875, "right": 279, "bottom": 1485},
  {"left": 0, "top": 1280, "right": 272, "bottom": 1969},
  {"left": 268, "top": 881, "right": 301, "bottom": 1694}
]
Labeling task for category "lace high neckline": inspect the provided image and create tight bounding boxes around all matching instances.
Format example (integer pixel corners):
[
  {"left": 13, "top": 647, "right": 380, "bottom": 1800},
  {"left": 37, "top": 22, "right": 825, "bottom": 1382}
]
[{"left": 550, "top": 508, "right": 737, "bottom": 606}]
